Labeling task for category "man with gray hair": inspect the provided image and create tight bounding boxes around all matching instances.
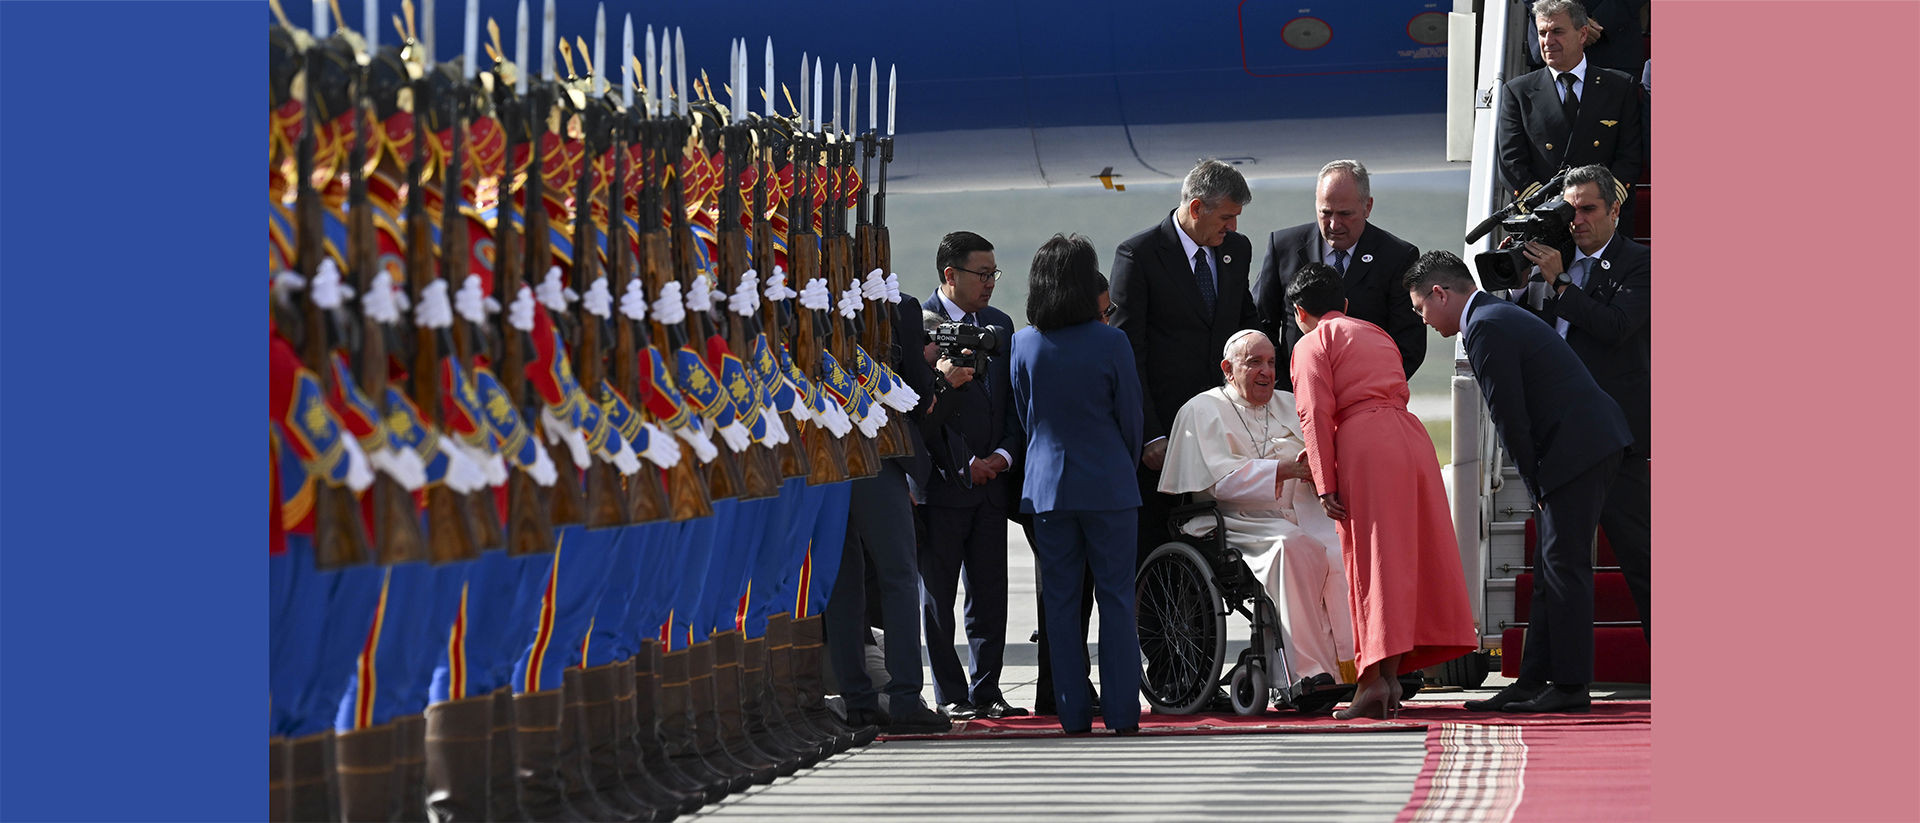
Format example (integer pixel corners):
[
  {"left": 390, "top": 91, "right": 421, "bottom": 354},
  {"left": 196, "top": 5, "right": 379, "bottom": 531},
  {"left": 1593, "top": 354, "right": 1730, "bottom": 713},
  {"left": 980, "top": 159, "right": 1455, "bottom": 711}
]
[
  {"left": 1112, "top": 158, "right": 1262, "bottom": 568},
  {"left": 1252, "top": 159, "right": 1425, "bottom": 391},
  {"left": 1496, "top": 0, "right": 1644, "bottom": 219}
]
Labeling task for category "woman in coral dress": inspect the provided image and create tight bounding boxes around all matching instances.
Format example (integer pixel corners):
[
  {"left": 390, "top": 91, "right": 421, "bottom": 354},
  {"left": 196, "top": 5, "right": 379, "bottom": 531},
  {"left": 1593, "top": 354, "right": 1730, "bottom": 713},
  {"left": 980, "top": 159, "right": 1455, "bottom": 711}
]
[{"left": 1286, "top": 263, "right": 1476, "bottom": 720}]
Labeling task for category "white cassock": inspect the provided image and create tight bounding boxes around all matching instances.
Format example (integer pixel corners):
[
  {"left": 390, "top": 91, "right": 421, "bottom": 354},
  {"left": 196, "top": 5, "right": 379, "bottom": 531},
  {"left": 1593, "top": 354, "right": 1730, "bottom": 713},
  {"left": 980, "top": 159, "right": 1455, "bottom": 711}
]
[{"left": 1158, "top": 385, "right": 1357, "bottom": 683}]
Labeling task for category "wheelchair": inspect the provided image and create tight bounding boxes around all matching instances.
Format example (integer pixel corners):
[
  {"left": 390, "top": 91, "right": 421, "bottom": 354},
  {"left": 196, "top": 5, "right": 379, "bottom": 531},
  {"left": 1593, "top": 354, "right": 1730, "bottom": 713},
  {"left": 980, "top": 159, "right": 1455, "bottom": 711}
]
[{"left": 1135, "top": 500, "right": 1355, "bottom": 715}]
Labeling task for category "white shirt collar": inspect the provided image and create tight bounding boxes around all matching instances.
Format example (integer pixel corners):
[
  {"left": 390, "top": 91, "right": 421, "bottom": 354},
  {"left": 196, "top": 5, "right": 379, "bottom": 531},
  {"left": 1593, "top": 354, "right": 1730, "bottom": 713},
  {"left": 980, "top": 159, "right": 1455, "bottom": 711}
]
[
  {"left": 1552, "top": 56, "right": 1589, "bottom": 97},
  {"left": 1321, "top": 230, "right": 1364, "bottom": 265},
  {"left": 935, "top": 289, "right": 970, "bottom": 322},
  {"left": 1459, "top": 289, "right": 1483, "bottom": 331},
  {"left": 1175, "top": 218, "right": 1212, "bottom": 273},
  {"left": 1572, "top": 232, "right": 1615, "bottom": 270}
]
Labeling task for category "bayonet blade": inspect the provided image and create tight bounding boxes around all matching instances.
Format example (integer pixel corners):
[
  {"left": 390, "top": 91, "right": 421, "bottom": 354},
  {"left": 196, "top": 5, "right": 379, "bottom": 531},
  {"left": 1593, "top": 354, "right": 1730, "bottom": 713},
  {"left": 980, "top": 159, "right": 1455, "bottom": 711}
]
[
  {"left": 887, "top": 64, "right": 895, "bottom": 136},
  {"left": 463, "top": 0, "right": 479, "bottom": 79},
  {"left": 621, "top": 15, "right": 633, "bottom": 108},
  {"left": 540, "top": 0, "right": 555, "bottom": 81},
  {"left": 592, "top": 4, "right": 605, "bottom": 97},
  {"left": 513, "top": 0, "right": 527, "bottom": 93},
  {"left": 832, "top": 63, "right": 841, "bottom": 136},
  {"left": 674, "top": 28, "right": 686, "bottom": 117},
  {"left": 869, "top": 59, "right": 876, "bottom": 133},
  {"left": 764, "top": 38, "right": 774, "bottom": 117}
]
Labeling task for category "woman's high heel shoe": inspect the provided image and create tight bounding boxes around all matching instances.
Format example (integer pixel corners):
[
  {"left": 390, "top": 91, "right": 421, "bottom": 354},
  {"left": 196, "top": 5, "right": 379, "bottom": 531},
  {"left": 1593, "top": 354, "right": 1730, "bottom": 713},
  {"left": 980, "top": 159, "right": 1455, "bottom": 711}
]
[{"left": 1333, "top": 677, "right": 1392, "bottom": 721}]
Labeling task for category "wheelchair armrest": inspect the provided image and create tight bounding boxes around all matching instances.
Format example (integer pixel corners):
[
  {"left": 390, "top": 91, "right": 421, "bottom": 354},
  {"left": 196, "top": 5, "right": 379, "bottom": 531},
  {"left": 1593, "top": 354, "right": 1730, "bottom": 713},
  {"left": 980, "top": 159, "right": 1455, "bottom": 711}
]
[{"left": 1166, "top": 501, "right": 1227, "bottom": 546}]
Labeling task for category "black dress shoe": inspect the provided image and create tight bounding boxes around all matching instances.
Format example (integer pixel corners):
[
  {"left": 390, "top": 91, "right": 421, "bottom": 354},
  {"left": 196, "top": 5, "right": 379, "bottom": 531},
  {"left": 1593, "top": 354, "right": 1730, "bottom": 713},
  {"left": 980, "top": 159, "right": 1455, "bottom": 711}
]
[
  {"left": 1464, "top": 681, "right": 1548, "bottom": 712},
  {"left": 888, "top": 705, "right": 953, "bottom": 734},
  {"left": 976, "top": 700, "right": 1028, "bottom": 719},
  {"left": 845, "top": 707, "right": 889, "bottom": 728},
  {"left": 1501, "top": 684, "right": 1590, "bottom": 713},
  {"left": 1110, "top": 726, "right": 1141, "bottom": 735},
  {"left": 939, "top": 702, "right": 978, "bottom": 720}
]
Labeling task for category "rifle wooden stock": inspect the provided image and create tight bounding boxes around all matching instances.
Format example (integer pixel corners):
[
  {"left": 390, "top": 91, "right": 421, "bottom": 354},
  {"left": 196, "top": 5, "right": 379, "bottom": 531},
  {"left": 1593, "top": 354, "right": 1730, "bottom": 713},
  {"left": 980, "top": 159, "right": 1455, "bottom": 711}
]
[
  {"left": 715, "top": 126, "right": 783, "bottom": 500},
  {"left": 295, "top": 48, "right": 373, "bottom": 570},
  {"left": 820, "top": 139, "right": 881, "bottom": 478},
  {"left": 522, "top": 83, "right": 586, "bottom": 527},
  {"left": 788, "top": 136, "right": 854, "bottom": 485},
  {"left": 753, "top": 139, "right": 811, "bottom": 482},
  {"left": 492, "top": 84, "right": 557, "bottom": 557},
  {"left": 443, "top": 96, "right": 508, "bottom": 552},
  {"left": 348, "top": 76, "right": 427, "bottom": 566},
  {"left": 605, "top": 122, "right": 669, "bottom": 525},
  {"left": 406, "top": 76, "right": 479, "bottom": 566},
  {"left": 571, "top": 104, "right": 630, "bottom": 531},
  {"left": 637, "top": 224, "right": 718, "bottom": 520}
]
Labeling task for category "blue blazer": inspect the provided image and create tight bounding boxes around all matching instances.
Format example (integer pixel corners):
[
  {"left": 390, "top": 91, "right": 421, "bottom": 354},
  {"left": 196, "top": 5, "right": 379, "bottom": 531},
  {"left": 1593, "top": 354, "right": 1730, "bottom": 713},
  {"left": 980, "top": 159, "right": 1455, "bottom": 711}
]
[
  {"left": 1009, "top": 321, "right": 1144, "bottom": 514},
  {"left": 1463, "top": 293, "right": 1632, "bottom": 505}
]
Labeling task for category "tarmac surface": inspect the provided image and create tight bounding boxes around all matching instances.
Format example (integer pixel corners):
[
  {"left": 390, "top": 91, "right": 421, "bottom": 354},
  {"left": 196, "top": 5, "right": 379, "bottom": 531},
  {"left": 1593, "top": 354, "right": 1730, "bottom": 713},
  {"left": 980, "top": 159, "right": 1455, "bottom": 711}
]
[{"left": 696, "top": 523, "right": 1648, "bottom": 821}]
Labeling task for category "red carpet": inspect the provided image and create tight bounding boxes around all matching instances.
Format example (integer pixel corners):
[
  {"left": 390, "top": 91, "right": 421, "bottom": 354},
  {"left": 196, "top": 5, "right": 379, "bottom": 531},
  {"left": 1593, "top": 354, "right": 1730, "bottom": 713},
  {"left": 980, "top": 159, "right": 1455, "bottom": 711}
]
[
  {"left": 1396, "top": 722, "right": 1650, "bottom": 822},
  {"left": 880, "top": 700, "right": 1650, "bottom": 740}
]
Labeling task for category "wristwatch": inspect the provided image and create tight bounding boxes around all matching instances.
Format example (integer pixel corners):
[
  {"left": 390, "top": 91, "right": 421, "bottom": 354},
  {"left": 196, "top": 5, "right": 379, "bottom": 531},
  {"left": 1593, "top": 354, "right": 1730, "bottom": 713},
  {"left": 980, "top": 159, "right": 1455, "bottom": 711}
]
[{"left": 1552, "top": 271, "right": 1573, "bottom": 291}]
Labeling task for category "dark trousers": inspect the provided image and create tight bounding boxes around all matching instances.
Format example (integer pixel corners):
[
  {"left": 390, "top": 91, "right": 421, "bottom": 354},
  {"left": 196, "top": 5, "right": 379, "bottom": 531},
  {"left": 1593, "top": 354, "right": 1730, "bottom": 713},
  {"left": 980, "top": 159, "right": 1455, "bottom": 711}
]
[
  {"left": 1601, "top": 452, "right": 1652, "bottom": 641},
  {"left": 1016, "top": 517, "right": 1094, "bottom": 714},
  {"left": 1520, "top": 449, "right": 1623, "bottom": 685},
  {"left": 824, "top": 461, "right": 926, "bottom": 717},
  {"left": 919, "top": 501, "right": 1010, "bottom": 706},
  {"left": 1033, "top": 508, "right": 1142, "bottom": 732}
]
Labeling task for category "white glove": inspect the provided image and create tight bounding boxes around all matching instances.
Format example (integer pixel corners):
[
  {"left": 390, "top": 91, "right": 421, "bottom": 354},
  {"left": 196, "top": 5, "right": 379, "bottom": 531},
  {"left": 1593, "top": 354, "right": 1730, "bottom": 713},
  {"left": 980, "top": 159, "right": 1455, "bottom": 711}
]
[
  {"left": 604, "top": 437, "right": 643, "bottom": 475},
  {"left": 582, "top": 276, "right": 613, "bottom": 319},
  {"left": 437, "top": 436, "right": 488, "bottom": 494},
  {"left": 861, "top": 268, "right": 888, "bottom": 301},
  {"left": 363, "top": 271, "right": 402, "bottom": 323},
  {"left": 785, "top": 380, "right": 815, "bottom": 422},
  {"left": 391, "top": 279, "right": 412, "bottom": 314},
  {"left": 674, "top": 421, "right": 719, "bottom": 463},
  {"left": 369, "top": 444, "right": 428, "bottom": 491},
  {"left": 313, "top": 259, "right": 353, "bottom": 309},
  {"left": 884, "top": 272, "right": 901, "bottom": 303},
  {"left": 729, "top": 269, "right": 760, "bottom": 316},
  {"left": 758, "top": 404, "right": 789, "bottom": 444},
  {"left": 638, "top": 421, "right": 681, "bottom": 468},
  {"left": 651, "top": 281, "right": 687, "bottom": 325},
  {"left": 340, "top": 431, "right": 375, "bottom": 493},
  {"left": 414, "top": 279, "right": 453, "bottom": 329},
  {"left": 482, "top": 451, "right": 510, "bottom": 487},
  {"left": 525, "top": 438, "right": 559, "bottom": 486},
  {"left": 508, "top": 285, "right": 537, "bottom": 331},
  {"left": 715, "top": 420, "right": 752, "bottom": 453},
  {"left": 854, "top": 402, "right": 888, "bottom": 438},
  {"left": 540, "top": 406, "right": 592, "bottom": 468},
  {"left": 798, "top": 277, "right": 832, "bottom": 311},
  {"left": 620, "top": 279, "right": 649, "bottom": 321},
  {"left": 881, "top": 377, "right": 921, "bottom": 412},
  {"left": 837, "top": 285, "right": 863, "bottom": 319},
  {"left": 271, "top": 271, "right": 307, "bottom": 307},
  {"left": 454, "top": 275, "right": 490, "bottom": 325},
  {"left": 818, "top": 399, "right": 853, "bottom": 438},
  {"left": 685, "top": 275, "right": 713, "bottom": 315},
  {"left": 764, "top": 265, "right": 797, "bottom": 301},
  {"left": 536, "top": 267, "right": 576, "bottom": 312}
]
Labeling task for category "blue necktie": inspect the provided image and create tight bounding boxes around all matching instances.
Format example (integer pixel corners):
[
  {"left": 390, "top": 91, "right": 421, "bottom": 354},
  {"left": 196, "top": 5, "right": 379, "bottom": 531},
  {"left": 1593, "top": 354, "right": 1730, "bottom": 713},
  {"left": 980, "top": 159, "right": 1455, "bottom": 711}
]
[
  {"left": 1332, "top": 247, "right": 1349, "bottom": 275},
  {"left": 1193, "top": 250, "right": 1217, "bottom": 315}
]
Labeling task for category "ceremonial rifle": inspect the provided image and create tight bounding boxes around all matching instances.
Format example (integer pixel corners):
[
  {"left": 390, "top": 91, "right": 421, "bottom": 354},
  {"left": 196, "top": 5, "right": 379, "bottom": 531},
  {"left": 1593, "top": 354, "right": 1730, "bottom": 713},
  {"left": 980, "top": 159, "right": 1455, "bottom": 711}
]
[
  {"left": 748, "top": 115, "right": 812, "bottom": 481},
  {"left": 436, "top": 61, "right": 509, "bottom": 550},
  {"left": 633, "top": 102, "right": 723, "bottom": 515},
  {"left": 710, "top": 108, "right": 784, "bottom": 499},
  {"left": 604, "top": 77, "right": 673, "bottom": 524},
  {"left": 566, "top": 69, "right": 633, "bottom": 529},
  {"left": 342, "top": 30, "right": 429, "bottom": 564},
  {"left": 784, "top": 116, "right": 857, "bottom": 484},
  {"left": 520, "top": 73, "right": 588, "bottom": 525},
  {"left": 820, "top": 128, "right": 882, "bottom": 478},
  {"left": 666, "top": 104, "right": 750, "bottom": 501},
  {"left": 294, "top": 29, "right": 374, "bottom": 569},
  {"left": 402, "top": 34, "right": 480, "bottom": 564},
  {"left": 486, "top": 31, "right": 557, "bottom": 555}
]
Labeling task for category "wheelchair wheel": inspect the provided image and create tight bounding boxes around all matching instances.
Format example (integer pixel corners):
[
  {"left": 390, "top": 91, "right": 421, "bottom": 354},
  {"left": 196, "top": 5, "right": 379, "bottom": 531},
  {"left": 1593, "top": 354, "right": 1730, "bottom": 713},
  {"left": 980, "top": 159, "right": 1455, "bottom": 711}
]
[
  {"left": 1229, "top": 659, "right": 1269, "bottom": 716},
  {"left": 1136, "top": 541, "right": 1227, "bottom": 715}
]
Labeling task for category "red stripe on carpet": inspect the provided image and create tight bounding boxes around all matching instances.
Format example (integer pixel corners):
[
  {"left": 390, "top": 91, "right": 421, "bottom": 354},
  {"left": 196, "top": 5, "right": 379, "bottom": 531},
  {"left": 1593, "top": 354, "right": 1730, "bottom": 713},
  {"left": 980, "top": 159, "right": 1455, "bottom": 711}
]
[{"left": 1397, "top": 724, "right": 1526, "bottom": 823}]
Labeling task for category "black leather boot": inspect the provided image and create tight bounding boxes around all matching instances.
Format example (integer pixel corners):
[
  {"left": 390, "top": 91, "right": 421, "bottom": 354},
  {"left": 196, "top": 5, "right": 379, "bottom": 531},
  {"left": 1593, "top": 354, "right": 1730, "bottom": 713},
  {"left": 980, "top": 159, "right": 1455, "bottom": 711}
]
[
  {"left": 742, "top": 635, "right": 827, "bottom": 766},
  {"left": 488, "top": 688, "right": 531, "bottom": 823},
  {"left": 660, "top": 646, "right": 750, "bottom": 794},
  {"left": 423, "top": 695, "right": 492, "bottom": 822},
  {"left": 513, "top": 689, "right": 590, "bottom": 822},
  {"left": 287, "top": 731, "right": 337, "bottom": 823},
  {"left": 613, "top": 658, "right": 704, "bottom": 815},
  {"left": 636, "top": 643, "right": 726, "bottom": 804},
  {"left": 790, "top": 614, "right": 878, "bottom": 747},
  {"left": 689, "top": 641, "right": 777, "bottom": 786},
  {"left": 560, "top": 668, "right": 636, "bottom": 821},
  {"left": 713, "top": 632, "right": 803, "bottom": 776},
  {"left": 579, "top": 662, "right": 670, "bottom": 821},
  {"left": 335, "top": 723, "right": 398, "bottom": 823},
  {"left": 394, "top": 714, "right": 429, "bottom": 822},
  {"left": 766, "top": 613, "right": 856, "bottom": 752}
]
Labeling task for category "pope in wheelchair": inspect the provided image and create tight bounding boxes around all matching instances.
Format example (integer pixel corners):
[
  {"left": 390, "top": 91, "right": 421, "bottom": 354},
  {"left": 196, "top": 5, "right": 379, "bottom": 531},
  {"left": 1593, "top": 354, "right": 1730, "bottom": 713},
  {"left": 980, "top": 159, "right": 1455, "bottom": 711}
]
[{"left": 1148, "top": 330, "right": 1357, "bottom": 712}]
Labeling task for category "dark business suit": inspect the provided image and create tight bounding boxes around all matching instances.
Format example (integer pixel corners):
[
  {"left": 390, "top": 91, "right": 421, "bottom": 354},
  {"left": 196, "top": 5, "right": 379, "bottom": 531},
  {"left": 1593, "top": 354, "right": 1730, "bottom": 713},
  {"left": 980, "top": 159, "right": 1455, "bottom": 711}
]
[
  {"left": 824, "top": 295, "right": 941, "bottom": 718},
  {"left": 1497, "top": 63, "right": 1645, "bottom": 201},
  {"left": 1463, "top": 293, "right": 1635, "bottom": 685},
  {"left": 1111, "top": 212, "right": 1260, "bottom": 565},
  {"left": 1524, "top": 0, "right": 1646, "bottom": 77},
  {"left": 1009, "top": 321, "right": 1144, "bottom": 732},
  {"left": 1523, "top": 236, "right": 1651, "bottom": 638},
  {"left": 1252, "top": 222, "right": 1425, "bottom": 391},
  {"left": 918, "top": 293, "right": 1024, "bottom": 706}
]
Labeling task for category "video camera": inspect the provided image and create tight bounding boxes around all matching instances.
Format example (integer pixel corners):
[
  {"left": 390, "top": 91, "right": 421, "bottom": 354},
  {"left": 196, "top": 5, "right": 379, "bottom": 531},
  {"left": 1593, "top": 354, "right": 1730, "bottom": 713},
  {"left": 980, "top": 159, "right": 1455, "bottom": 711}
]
[
  {"left": 930, "top": 322, "right": 1007, "bottom": 375},
  {"left": 1465, "top": 169, "right": 1578, "bottom": 291}
]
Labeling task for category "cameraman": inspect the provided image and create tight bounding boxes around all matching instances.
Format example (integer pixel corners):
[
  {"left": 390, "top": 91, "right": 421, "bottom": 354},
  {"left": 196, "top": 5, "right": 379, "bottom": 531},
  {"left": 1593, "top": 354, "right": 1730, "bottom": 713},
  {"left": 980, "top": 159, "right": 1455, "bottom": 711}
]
[
  {"left": 1510, "top": 164, "right": 1650, "bottom": 643},
  {"left": 919, "top": 231, "right": 1029, "bottom": 720}
]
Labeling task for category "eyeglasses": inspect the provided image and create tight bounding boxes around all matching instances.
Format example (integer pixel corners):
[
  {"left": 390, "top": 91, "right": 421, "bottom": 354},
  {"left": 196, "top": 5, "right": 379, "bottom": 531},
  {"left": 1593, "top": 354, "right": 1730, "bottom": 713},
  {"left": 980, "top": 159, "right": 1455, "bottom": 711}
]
[
  {"left": 1103, "top": 304, "right": 1118, "bottom": 319},
  {"left": 954, "top": 266, "right": 1001, "bottom": 283}
]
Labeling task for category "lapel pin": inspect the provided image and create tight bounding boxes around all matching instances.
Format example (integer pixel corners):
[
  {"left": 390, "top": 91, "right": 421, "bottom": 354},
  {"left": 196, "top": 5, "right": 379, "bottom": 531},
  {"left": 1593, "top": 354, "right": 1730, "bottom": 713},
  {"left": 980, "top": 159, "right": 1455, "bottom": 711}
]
[
  {"left": 1361, "top": 254, "right": 1374, "bottom": 263},
  {"left": 1223, "top": 254, "right": 1232, "bottom": 264},
  {"left": 1601, "top": 259, "right": 1612, "bottom": 270},
  {"left": 1600, "top": 119, "right": 1618, "bottom": 127}
]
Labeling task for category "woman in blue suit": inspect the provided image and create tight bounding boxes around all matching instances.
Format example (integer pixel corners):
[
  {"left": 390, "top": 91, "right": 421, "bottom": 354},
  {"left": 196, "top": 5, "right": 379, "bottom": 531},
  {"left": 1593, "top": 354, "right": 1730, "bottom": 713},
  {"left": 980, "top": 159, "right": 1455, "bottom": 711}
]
[{"left": 1009, "top": 234, "right": 1145, "bottom": 734}]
